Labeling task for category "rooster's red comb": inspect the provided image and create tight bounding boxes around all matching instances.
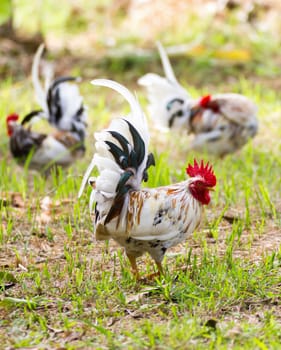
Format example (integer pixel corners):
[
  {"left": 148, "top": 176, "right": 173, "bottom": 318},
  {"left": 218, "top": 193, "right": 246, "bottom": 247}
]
[
  {"left": 6, "top": 113, "right": 19, "bottom": 123},
  {"left": 6, "top": 113, "right": 19, "bottom": 137},
  {"left": 199, "top": 94, "right": 212, "bottom": 108},
  {"left": 186, "top": 159, "right": 216, "bottom": 187}
]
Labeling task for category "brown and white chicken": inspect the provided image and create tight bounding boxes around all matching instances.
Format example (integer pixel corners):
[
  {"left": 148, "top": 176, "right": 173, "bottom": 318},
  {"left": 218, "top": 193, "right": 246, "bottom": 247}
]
[
  {"left": 6, "top": 112, "right": 86, "bottom": 173},
  {"left": 79, "top": 79, "right": 216, "bottom": 278},
  {"left": 138, "top": 42, "right": 258, "bottom": 157},
  {"left": 6, "top": 44, "right": 87, "bottom": 173}
]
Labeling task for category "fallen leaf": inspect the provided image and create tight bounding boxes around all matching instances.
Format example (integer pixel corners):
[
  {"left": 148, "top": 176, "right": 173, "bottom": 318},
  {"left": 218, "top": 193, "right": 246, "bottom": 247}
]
[
  {"left": 63, "top": 330, "right": 85, "bottom": 342},
  {"left": 46, "top": 325, "right": 64, "bottom": 334},
  {"left": 125, "top": 287, "right": 160, "bottom": 304},
  {"left": 0, "top": 192, "right": 25, "bottom": 208},
  {"left": 18, "top": 263, "right": 28, "bottom": 272},
  {"left": 126, "top": 291, "right": 149, "bottom": 304},
  {"left": 125, "top": 308, "right": 144, "bottom": 319},
  {"left": 213, "top": 48, "right": 251, "bottom": 62},
  {"left": 12, "top": 193, "right": 25, "bottom": 208}
]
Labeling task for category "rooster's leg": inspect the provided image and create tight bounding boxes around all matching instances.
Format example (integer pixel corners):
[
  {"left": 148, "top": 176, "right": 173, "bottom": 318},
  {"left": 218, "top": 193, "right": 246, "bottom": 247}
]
[
  {"left": 142, "top": 261, "right": 164, "bottom": 281},
  {"left": 127, "top": 253, "right": 140, "bottom": 279},
  {"left": 156, "top": 261, "right": 164, "bottom": 275}
]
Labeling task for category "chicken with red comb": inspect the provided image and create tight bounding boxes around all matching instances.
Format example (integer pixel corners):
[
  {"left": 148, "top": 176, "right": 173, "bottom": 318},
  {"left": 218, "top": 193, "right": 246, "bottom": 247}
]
[
  {"left": 79, "top": 79, "right": 216, "bottom": 279},
  {"left": 6, "top": 44, "right": 88, "bottom": 173},
  {"left": 138, "top": 42, "right": 258, "bottom": 157},
  {"left": 6, "top": 111, "right": 85, "bottom": 173},
  {"left": 6, "top": 114, "right": 19, "bottom": 136}
]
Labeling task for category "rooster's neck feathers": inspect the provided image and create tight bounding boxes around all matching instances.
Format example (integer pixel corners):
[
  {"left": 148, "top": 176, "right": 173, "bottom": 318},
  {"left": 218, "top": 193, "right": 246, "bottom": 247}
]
[
  {"left": 78, "top": 79, "right": 152, "bottom": 207},
  {"left": 103, "top": 119, "right": 154, "bottom": 225}
]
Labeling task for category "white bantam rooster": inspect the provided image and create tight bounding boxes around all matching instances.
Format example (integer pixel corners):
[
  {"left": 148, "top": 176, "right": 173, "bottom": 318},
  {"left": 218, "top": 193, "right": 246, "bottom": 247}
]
[
  {"left": 79, "top": 79, "right": 216, "bottom": 279},
  {"left": 138, "top": 42, "right": 258, "bottom": 157},
  {"left": 6, "top": 112, "right": 86, "bottom": 173}
]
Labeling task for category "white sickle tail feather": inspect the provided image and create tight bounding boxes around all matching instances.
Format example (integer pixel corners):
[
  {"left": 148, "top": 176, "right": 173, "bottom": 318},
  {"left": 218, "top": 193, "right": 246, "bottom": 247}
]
[
  {"left": 32, "top": 44, "right": 87, "bottom": 133},
  {"left": 46, "top": 76, "right": 85, "bottom": 131},
  {"left": 78, "top": 79, "right": 155, "bottom": 223},
  {"left": 32, "top": 43, "right": 48, "bottom": 113},
  {"left": 91, "top": 79, "right": 148, "bottom": 137},
  {"left": 156, "top": 41, "right": 178, "bottom": 84},
  {"left": 138, "top": 42, "right": 191, "bottom": 130}
]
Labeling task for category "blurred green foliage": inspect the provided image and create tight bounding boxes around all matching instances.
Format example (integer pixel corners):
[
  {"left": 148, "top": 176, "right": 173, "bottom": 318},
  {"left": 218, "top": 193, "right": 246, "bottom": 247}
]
[{"left": 0, "top": 0, "right": 11, "bottom": 25}]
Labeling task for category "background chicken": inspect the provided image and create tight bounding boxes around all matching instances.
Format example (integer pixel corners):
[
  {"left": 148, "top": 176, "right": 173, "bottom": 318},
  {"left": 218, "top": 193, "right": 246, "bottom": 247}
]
[
  {"left": 27, "top": 44, "right": 87, "bottom": 138},
  {"left": 188, "top": 93, "right": 258, "bottom": 156},
  {"left": 79, "top": 79, "right": 216, "bottom": 279},
  {"left": 6, "top": 112, "right": 86, "bottom": 173},
  {"left": 138, "top": 42, "right": 258, "bottom": 157},
  {"left": 138, "top": 42, "right": 191, "bottom": 131},
  {"left": 6, "top": 44, "right": 88, "bottom": 173}
]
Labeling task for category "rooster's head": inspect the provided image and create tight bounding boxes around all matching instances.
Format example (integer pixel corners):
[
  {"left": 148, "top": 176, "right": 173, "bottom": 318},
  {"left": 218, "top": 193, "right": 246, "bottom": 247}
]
[
  {"left": 199, "top": 94, "right": 220, "bottom": 113},
  {"left": 6, "top": 114, "right": 19, "bottom": 137},
  {"left": 186, "top": 159, "right": 216, "bottom": 205}
]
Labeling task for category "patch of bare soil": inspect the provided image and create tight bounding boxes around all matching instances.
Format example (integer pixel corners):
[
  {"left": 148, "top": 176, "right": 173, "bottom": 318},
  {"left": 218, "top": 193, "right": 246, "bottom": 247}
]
[{"left": 1, "top": 190, "right": 279, "bottom": 276}]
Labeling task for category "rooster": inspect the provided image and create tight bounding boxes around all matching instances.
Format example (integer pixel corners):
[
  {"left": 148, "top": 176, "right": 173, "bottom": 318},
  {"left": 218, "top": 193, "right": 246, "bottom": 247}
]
[
  {"left": 6, "top": 112, "right": 86, "bottom": 172},
  {"left": 138, "top": 42, "right": 258, "bottom": 157},
  {"left": 26, "top": 43, "right": 87, "bottom": 137},
  {"left": 79, "top": 79, "right": 216, "bottom": 279},
  {"left": 6, "top": 44, "right": 87, "bottom": 172}
]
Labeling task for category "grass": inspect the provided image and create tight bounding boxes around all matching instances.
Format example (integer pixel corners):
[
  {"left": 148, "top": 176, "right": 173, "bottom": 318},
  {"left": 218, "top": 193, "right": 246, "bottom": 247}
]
[
  {"left": 1, "top": 2, "right": 281, "bottom": 349},
  {"left": 1, "top": 73, "right": 280, "bottom": 349}
]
